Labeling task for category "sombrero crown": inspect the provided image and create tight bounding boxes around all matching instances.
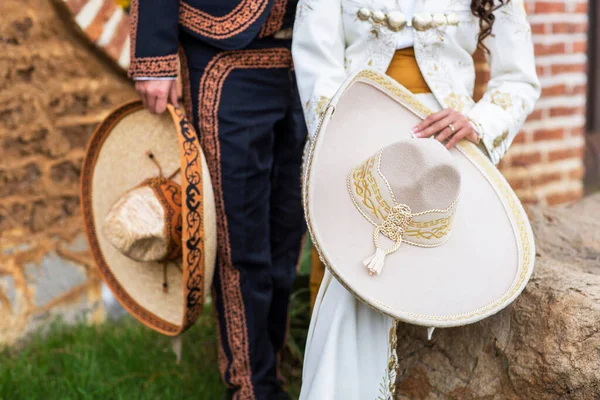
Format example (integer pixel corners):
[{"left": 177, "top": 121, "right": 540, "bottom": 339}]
[{"left": 348, "top": 139, "right": 460, "bottom": 276}]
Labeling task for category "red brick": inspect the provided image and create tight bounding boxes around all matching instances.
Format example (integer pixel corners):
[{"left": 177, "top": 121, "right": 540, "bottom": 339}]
[
  {"left": 535, "top": 42, "right": 566, "bottom": 56},
  {"left": 568, "top": 165, "right": 585, "bottom": 180},
  {"left": 569, "top": 127, "right": 585, "bottom": 137},
  {"left": 512, "top": 132, "right": 527, "bottom": 144},
  {"left": 551, "top": 63, "right": 587, "bottom": 74},
  {"left": 573, "top": 41, "right": 587, "bottom": 54},
  {"left": 552, "top": 22, "right": 589, "bottom": 34},
  {"left": 525, "top": 2, "right": 535, "bottom": 14},
  {"left": 549, "top": 106, "right": 586, "bottom": 117},
  {"left": 569, "top": 84, "right": 587, "bottom": 95},
  {"left": 507, "top": 176, "right": 528, "bottom": 190},
  {"left": 575, "top": 3, "right": 588, "bottom": 13},
  {"left": 509, "top": 172, "right": 562, "bottom": 191},
  {"left": 531, "top": 23, "right": 546, "bottom": 35},
  {"left": 541, "top": 84, "right": 566, "bottom": 97},
  {"left": 546, "top": 188, "right": 583, "bottom": 206},
  {"left": 535, "top": 2, "right": 566, "bottom": 13},
  {"left": 533, "top": 171, "right": 563, "bottom": 186},
  {"left": 510, "top": 152, "right": 543, "bottom": 167},
  {"left": 519, "top": 194, "right": 541, "bottom": 206},
  {"left": 497, "top": 157, "right": 510, "bottom": 170},
  {"left": 533, "top": 128, "right": 566, "bottom": 141},
  {"left": 548, "top": 147, "right": 584, "bottom": 162},
  {"left": 527, "top": 109, "right": 544, "bottom": 121},
  {"left": 536, "top": 65, "right": 547, "bottom": 77}
]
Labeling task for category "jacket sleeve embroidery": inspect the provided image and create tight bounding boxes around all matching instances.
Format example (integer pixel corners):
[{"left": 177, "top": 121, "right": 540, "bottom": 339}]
[
  {"left": 466, "top": 1, "right": 541, "bottom": 165},
  {"left": 292, "top": 0, "right": 348, "bottom": 138},
  {"left": 128, "top": 0, "right": 180, "bottom": 78}
]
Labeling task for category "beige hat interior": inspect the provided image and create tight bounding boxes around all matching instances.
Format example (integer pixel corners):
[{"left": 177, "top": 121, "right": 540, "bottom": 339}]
[{"left": 81, "top": 101, "right": 217, "bottom": 335}]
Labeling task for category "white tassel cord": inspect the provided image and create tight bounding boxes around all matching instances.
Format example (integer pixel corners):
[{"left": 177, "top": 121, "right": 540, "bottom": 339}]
[
  {"left": 363, "top": 248, "right": 386, "bottom": 276},
  {"left": 427, "top": 327, "right": 435, "bottom": 341},
  {"left": 171, "top": 335, "right": 182, "bottom": 364}
]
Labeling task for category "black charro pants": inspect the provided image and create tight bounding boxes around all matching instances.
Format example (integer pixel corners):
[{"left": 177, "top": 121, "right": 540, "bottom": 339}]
[{"left": 180, "top": 33, "right": 307, "bottom": 400}]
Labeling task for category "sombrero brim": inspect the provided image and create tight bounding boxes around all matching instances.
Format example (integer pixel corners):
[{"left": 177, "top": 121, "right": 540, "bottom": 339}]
[
  {"left": 81, "top": 101, "right": 217, "bottom": 335},
  {"left": 304, "top": 70, "right": 535, "bottom": 328}
]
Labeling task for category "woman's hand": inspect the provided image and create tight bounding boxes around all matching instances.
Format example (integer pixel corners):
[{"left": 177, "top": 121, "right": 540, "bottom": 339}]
[
  {"left": 135, "top": 79, "right": 179, "bottom": 114},
  {"left": 412, "top": 108, "right": 480, "bottom": 149}
]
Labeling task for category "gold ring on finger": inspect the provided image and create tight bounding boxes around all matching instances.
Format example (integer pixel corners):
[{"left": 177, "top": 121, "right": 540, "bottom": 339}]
[{"left": 448, "top": 123, "right": 456, "bottom": 134}]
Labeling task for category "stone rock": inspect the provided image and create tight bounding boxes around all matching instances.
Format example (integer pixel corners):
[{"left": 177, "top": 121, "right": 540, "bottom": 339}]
[
  {"left": 395, "top": 194, "right": 600, "bottom": 400},
  {"left": 24, "top": 251, "right": 87, "bottom": 308}
]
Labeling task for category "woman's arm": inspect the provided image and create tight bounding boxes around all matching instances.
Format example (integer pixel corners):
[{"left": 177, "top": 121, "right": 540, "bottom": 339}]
[
  {"left": 292, "top": 0, "right": 347, "bottom": 138},
  {"left": 466, "top": 1, "right": 541, "bottom": 165}
]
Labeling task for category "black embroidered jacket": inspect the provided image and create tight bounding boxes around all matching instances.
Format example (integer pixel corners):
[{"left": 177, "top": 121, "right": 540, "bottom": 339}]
[{"left": 128, "top": 0, "right": 297, "bottom": 79}]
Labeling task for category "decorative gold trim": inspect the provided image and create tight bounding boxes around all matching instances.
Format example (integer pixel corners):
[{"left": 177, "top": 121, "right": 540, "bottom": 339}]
[{"left": 303, "top": 70, "right": 534, "bottom": 324}]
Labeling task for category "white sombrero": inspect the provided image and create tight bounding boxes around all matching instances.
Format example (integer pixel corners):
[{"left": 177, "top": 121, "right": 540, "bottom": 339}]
[
  {"left": 81, "top": 101, "right": 216, "bottom": 335},
  {"left": 304, "top": 70, "right": 535, "bottom": 328}
]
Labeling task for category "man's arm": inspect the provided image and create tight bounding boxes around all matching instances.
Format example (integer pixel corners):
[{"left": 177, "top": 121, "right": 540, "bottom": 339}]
[{"left": 128, "top": 0, "right": 180, "bottom": 113}]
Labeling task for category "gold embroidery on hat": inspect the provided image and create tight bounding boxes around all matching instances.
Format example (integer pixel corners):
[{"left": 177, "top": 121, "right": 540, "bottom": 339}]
[
  {"left": 348, "top": 149, "right": 458, "bottom": 276},
  {"left": 352, "top": 154, "right": 392, "bottom": 220},
  {"left": 404, "top": 214, "right": 454, "bottom": 240}
]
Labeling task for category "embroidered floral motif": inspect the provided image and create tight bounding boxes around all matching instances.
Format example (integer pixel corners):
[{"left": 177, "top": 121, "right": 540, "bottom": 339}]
[
  {"left": 197, "top": 48, "right": 293, "bottom": 400},
  {"left": 305, "top": 95, "right": 331, "bottom": 136},
  {"left": 259, "top": 0, "right": 287, "bottom": 37},
  {"left": 444, "top": 92, "right": 474, "bottom": 112},
  {"left": 294, "top": 0, "right": 319, "bottom": 28},
  {"left": 377, "top": 320, "right": 398, "bottom": 400},
  {"left": 179, "top": 0, "right": 269, "bottom": 40},
  {"left": 344, "top": 56, "right": 353, "bottom": 72},
  {"left": 490, "top": 91, "right": 513, "bottom": 111}
]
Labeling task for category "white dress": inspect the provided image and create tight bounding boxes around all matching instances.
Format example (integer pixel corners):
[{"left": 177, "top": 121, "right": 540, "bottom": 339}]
[{"left": 299, "top": 94, "right": 442, "bottom": 400}]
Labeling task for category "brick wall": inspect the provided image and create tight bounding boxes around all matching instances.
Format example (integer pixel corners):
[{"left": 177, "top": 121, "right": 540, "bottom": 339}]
[
  {"left": 475, "top": 0, "right": 589, "bottom": 206},
  {"left": 0, "top": 0, "right": 137, "bottom": 344}
]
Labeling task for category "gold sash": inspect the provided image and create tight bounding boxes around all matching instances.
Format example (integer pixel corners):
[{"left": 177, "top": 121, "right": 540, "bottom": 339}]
[{"left": 385, "top": 47, "right": 431, "bottom": 94}]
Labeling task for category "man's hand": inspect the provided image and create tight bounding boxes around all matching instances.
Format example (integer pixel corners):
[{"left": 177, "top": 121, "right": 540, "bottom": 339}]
[
  {"left": 412, "top": 108, "right": 480, "bottom": 150},
  {"left": 135, "top": 79, "right": 179, "bottom": 114}
]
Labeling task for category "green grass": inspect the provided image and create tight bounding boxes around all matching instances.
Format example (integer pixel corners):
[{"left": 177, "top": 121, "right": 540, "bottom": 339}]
[
  {"left": 0, "top": 308, "right": 305, "bottom": 400},
  {"left": 0, "top": 239, "right": 314, "bottom": 400},
  {"left": 0, "top": 312, "right": 225, "bottom": 399}
]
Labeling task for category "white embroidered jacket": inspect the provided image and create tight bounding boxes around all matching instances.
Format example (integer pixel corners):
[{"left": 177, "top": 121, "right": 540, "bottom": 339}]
[{"left": 291, "top": 0, "right": 541, "bottom": 164}]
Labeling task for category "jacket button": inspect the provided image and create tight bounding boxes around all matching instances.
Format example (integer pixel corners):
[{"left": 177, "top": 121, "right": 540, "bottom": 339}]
[
  {"left": 446, "top": 13, "right": 460, "bottom": 26},
  {"left": 387, "top": 11, "right": 407, "bottom": 31},
  {"left": 432, "top": 13, "right": 447, "bottom": 27},
  {"left": 357, "top": 8, "right": 371, "bottom": 21},
  {"left": 413, "top": 13, "right": 433, "bottom": 31},
  {"left": 371, "top": 10, "right": 386, "bottom": 24}
]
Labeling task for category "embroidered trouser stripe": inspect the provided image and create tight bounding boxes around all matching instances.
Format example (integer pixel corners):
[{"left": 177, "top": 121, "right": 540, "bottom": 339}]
[{"left": 180, "top": 36, "right": 306, "bottom": 400}]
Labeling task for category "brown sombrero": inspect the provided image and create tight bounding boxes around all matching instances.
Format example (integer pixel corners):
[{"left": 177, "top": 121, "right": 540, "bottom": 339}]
[{"left": 81, "top": 101, "right": 216, "bottom": 336}]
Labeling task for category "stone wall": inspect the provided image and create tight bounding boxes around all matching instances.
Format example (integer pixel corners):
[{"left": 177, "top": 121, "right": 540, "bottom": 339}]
[
  {"left": 0, "top": 0, "right": 137, "bottom": 344},
  {"left": 476, "top": 0, "right": 589, "bottom": 206}
]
